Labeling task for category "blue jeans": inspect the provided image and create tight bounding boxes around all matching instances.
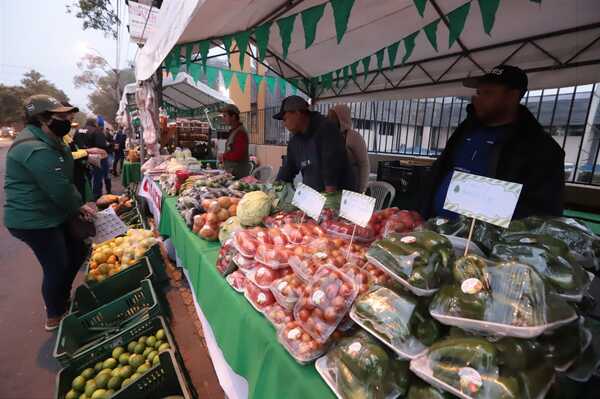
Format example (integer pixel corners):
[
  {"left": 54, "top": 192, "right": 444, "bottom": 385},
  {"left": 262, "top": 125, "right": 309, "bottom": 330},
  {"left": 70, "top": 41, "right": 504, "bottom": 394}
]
[
  {"left": 9, "top": 225, "right": 89, "bottom": 317},
  {"left": 92, "top": 158, "right": 111, "bottom": 199}
]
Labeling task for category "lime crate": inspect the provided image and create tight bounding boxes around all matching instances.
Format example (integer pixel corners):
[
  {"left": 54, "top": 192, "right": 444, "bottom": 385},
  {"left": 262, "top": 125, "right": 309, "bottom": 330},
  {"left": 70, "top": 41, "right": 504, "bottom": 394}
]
[
  {"left": 54, "top": 280, "right": 164, "bottom": 367},
  {"left": 55, "top": 350, "right": 196, "bottom": 399},
  {"left": 72, "top": 257, "right": 154, "bottom": 315}
]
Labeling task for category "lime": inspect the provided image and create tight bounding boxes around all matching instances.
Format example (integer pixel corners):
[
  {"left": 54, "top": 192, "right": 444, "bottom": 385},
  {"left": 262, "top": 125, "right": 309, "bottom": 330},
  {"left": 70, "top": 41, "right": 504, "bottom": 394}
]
[
  {"left": 142, "top": 347, "right": 153, "bottom": 358},
  {"left": 81, "top": 368, "right": 95, "bottom": 380},
  {"left": 138, "top": 336, "right": 148, "bottom": 346},
  {"left": 133, "top": 343, "right": 145, "bottom": 354},
  {"left": 98, "top": 368, "right": 113, "bottom": 377},
  {"left": 158, "top": 343, "right": 170, "bottom": 352},
  {"left": 118, "top": 365, "right": 133, "bottom": 379},
  {"left": 152, "top": 355, "right": 160, "bottom": 366},
  {"left": 111, "top": 346, "right": 125, "bottom": 360},
  {"left": 127, "top": 341, "right": 137, "bottom": 353},
  {"left": 146, "top": 336, "right": 157, "bottom": 348},
  {"left": 72, "top": 376, "right": 86, "bottom": 392},
  {"left": 107, "top": 375, "right": 123, "bottom": 390},
  {"left": 156, "top": 329, "right": 165, "bottom": 341},
  {"left": 103, "top": 358, "right": 117, "bottom": 369},
  {"left": 91, "top": 389, "right": 108, "bottom": 399},
  {"left": 94, "top": 362, "right": 104, "bottom": 372},
  {"left": 154, "top": 340, "right": 163, "bottom": 349},
  {"left": 111, "top": 367, "right": 121, "bottom": 377},
  {"left": 118, "top": 353, "right": 130, "bottom": 365},
  {"left": 129, "top": 354, "right": 144, "bottom": 369},
  {"left": 129, "top": 372, "right": 141, "bottom": 382},
  {"left": 84, "top": 380, "right": 96, "bottom": 397},
  {"left": 121, "top": 378, "right": 131, "bottom": 388},
  {"left": 136, "top": 364, "right": 150, "bottom": 374},
  {"left": 65, "top": 389, "right": 79, "bottom": 399},
  {"left": 146, "top": 350, "right": 158, "bottom": 363},
  {"left": 94, "top": 373, "right": 110, "bottom": 389}
]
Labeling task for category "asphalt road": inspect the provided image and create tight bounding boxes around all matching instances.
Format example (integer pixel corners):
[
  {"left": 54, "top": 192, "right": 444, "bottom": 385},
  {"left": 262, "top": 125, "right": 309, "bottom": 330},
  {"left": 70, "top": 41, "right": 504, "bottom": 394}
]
[{"left": 0, "top": 137, "right": 223, "bottom": 398}]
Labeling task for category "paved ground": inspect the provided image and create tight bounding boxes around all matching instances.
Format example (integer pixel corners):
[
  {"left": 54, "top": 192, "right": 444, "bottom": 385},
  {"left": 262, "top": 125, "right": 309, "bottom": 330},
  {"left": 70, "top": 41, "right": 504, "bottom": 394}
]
[{"left": 0, "top": 137, "right": 223, "bottom": 398}]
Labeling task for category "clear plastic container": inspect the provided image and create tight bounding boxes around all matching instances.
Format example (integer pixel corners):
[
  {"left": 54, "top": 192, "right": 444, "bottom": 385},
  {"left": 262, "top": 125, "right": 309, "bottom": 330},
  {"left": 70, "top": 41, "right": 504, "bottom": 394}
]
[
  {"left": 270, "top": 274, "right": 306, "bottom": 310},
  {"left": 216, "top": 240, "right": 237, "bottom": 276},
  {"left": 321, "top": 219, "right": 375, "bottom": 243},
  {"left": 294, "top": 265, "right": 358, "bottom": 343},
  {"left": 278, "top": 321, "right": 327, "bottom": 364},
  {"left": 244, "top": 280, "right": 276, "bottom": 312},
  {"left": 429, "top": 255, "right": 578, "bottom": 338},
  {"left": 341, "top": 263, "right": 372, "bottom": 296},
  {"left": 263, "top": 303, "right": 294, "bottom": 330},
  {"left": 232, "top": 253, "right": 259, "bottom": 272},
  {"left": 226, "top": 270, "right": 247, "bottom": 293},
  {"left": 350, "top": 286, "right": 439, "bottom": 359},
  {"left": 281, "top": 222, "right": 326, "bottom": 245},
  {"left": 381, "top": 210, "right": 424, "bottom": 238},
  {"left": 255, "top": 243, "right": 296, "bottom": 269},
  {"left": 263, "top": 210, "right": 305, "bottom": 228},
  {"left": 245, "top": 265, "right": 292, "bottom": 289},
  {"left": 232, "top": 229, "right": 261, "bottom": 258}
]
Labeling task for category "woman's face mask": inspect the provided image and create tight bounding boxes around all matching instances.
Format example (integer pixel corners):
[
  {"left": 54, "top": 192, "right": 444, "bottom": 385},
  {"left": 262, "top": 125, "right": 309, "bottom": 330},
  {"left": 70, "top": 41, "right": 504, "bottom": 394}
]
[{"left": 47, "top": 116, "right": 72, "bottom": 137}]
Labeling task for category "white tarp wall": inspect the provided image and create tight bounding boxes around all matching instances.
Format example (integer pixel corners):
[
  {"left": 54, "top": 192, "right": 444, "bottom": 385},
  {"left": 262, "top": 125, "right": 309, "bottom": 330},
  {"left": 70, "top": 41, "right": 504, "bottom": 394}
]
[{"left": 136, "top": 0, "right": 600, "bottom": 102}]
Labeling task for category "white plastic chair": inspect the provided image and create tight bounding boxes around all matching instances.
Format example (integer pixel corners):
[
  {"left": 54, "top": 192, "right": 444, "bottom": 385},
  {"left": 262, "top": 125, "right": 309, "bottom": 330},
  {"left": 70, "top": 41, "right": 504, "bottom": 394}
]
[
  {"left": 366, "top": 181, "right": 396, "bottom": 210},
  {"left": 251, "top": 165, "right": 274, "bottom": 183}
]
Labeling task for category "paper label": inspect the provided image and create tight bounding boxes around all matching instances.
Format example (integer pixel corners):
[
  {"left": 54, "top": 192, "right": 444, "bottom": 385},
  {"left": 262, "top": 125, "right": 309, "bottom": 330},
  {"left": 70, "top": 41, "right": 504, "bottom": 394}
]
[
  {"left": 461, "top": 278, "right": 483, "bottom": 294},
  {"left": 436, "top": 218, "right": 448, "bottom": 226},
  {"left": 287, "top": 328, "right": 301, "bottom": 340},
  {"left": 443, "top": 171, "right": 522, "bottom": 228},
  {"left": 401, "top": 236, "right": 417, "bottom": 244},
  {"left": 312, "top": 290, "right": 325, "bottom": 305},
  {"left": 458, "top": 367, "right": 483, "bottom": 393},
  {"left": 339, "top": 190, "right": 376, "bottom": 228},
  {"left": 257, "top": 293, "right": 267, "bottom": 304},
  {"left": 277, "top": 281, "right": 288, "bottom": 291},
  {"left": 314, "top": 252, "right": 328, "bottom": 259},
  {"left": 93, "top": 207, "right": 129, "bottom": 244},
  {"left": 292, "top": 183, "right": 326, "bottom": 221},
  {"left": 520, "top": 237, "right": 537, "bottom": 244},
  {"left": 348, "top": 342, "right": 362, "bottom": 355}
]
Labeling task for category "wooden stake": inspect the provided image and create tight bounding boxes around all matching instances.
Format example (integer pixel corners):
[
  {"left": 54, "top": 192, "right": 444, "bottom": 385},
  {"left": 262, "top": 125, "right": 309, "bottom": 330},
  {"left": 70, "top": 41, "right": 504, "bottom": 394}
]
[
  {"left": 464, "top": 218, "right": 476, "bottom": 256},
  {"left": 347, "top": 224, "right": 358, "bottom": 258}
]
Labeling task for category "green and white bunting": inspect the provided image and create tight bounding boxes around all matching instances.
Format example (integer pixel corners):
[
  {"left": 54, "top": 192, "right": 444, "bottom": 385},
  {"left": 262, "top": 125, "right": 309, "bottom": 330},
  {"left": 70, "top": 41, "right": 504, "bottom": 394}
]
[{"left": 301, "top": 4, "right": 326, "bottom": 49}]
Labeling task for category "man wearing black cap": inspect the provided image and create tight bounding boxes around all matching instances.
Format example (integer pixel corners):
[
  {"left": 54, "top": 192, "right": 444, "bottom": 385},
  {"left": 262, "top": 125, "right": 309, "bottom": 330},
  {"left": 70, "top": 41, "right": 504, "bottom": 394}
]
[
  {"left": 420, "top": 65, "right": 565, "bottom": 219},
  {"left": 274, "top": 95, "right": 355, "bottom": 192}
]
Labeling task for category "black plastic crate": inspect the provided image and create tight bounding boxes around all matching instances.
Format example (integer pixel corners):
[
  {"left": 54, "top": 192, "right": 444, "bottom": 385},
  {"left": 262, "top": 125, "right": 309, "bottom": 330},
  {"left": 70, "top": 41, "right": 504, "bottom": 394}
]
[{"left": 377, "top": 160, "right": 432, "bottom": 210}]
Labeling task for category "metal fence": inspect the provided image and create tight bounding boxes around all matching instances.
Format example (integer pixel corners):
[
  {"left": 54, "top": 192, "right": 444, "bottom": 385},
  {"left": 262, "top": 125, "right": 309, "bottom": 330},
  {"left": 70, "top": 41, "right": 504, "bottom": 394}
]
[{"left": 238, "top": 83, "right": 600, "bottom": 186}]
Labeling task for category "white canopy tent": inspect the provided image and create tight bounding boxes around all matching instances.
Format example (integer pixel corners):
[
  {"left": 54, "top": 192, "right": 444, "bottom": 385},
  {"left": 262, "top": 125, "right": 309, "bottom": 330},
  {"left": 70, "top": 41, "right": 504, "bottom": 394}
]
[
  {"left": 136, "top": 0, "right": 600, "bottom": 102},
  {"left": 162, "top": 72, "right": 232, "bottom": 111}
]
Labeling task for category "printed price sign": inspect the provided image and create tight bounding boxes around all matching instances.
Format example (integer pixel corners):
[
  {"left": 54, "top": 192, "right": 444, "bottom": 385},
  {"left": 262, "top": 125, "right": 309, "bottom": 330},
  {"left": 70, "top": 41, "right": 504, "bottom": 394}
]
[
  {"left": 443, "top": 171, "right": 522, "bottom": 228},
  {"left": 292, "top": 183, "right": 326, "bottom": 220},
  {"left": 339, "top": 190, "right": 376, "bottom": 228},
  {"left": 93, "top": 207, "right": 129, "bottom": 244}
]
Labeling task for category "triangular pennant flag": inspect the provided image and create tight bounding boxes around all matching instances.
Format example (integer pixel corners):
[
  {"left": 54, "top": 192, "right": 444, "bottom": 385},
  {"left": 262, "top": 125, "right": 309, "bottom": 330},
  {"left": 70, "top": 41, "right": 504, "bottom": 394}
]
[
  {"left": 387, "top": 41, "right": 400, "bottom": 68},
  {"left": 171, "top": 45, "right": 182, "bottom": 71},
  {"left": 478, "top": 0, "right": 500, "bottom": 35},
  {"left": 234, "top": 31, "right": 251, "bottom": 69},
  {"left": 301, "top": 4, "right": 326, "bottom": 48},
  {"left": 413, "top": 0, "right": 427, "bottom": 17},
  {"left": 277, "top": 14, "right": 296, "bottom": 59},
  {"left": 330, "top": 0, "right": 356, "bottom": 43},
  {"left": 350, "top": 61, "right": 359, "bottom": 82},
  {"left": 423, "top": 19, "right": 440, "bottom": 51},
  {"left": 266, "top": 76, "right": 277, "bottom": 94},
  {"left": 236, "top": 71, "right": 248, "bottom": 93},
  {"left": 402, "top": 31, "right": 419, "bottom": 63},
  {"left": 361, "top": 56, "right": 371, "bottom": 82},
  {"left": 206, "top": 67, "right": 218, "bottom": 88},
  {"left": 185, "top": 43, "right": 194, "bottom": 70},
  {"left": 448, "top": 2, "right": 471, "bottom": 48},
  {"left": 335, "top": 69, "right": 342, "bottom": 87},
  {"left": 321, "top": 72, "right": 333, "bottom": 89},
  {"left": 189, "top": 63, "right": 202, "bottom": 83},
  {"left": 253, "top": 74, "right": 264, "bottom": 90},
  {"left": 342, "top": 65, "right": 349, "bottom": 83},
  {"left": 375, "top": 48, "right": 385, "bottom": 70},
  {"left": 279, "top": 78, "right": 287, "bottom": 97},
  {"left": 221, "top": 69, "right": 233, "bottom": 89},
  {"left": 222, "top": 35, "right": 233, "bottom": 57},
  {"left": 254, "top": 23, "right": 272, "bottom": 62},
  {"left": 198, "top": 41, "right": 210, "bottom": 71},
  {"left": 290, "top": 83, "right": 298, "bottom": 95}
]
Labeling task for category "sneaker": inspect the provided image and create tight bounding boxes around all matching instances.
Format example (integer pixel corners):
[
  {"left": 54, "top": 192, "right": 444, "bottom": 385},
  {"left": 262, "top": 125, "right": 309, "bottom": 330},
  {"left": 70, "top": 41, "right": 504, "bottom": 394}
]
[{"left": 45, "top": 314, "right": 65, "bottom": 331}]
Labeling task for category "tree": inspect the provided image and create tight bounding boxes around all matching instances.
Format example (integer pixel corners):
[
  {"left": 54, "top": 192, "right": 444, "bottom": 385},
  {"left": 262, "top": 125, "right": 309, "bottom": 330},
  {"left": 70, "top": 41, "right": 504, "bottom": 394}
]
[
  {"left": 19, "top": 70, "right": 70, "bottom": 102},
  {"left": 66, "top": 0, "right": 120, "bottom": 39},
  {"left": 0, "top": 85, "right": 23, "bottom": 125},
  {"left": 74, "top": 54, "right": 135, "bottom": 125}
]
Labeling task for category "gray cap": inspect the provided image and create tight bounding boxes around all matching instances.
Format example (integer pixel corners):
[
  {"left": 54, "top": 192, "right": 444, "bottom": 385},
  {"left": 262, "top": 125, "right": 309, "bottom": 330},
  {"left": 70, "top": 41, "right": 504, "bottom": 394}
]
[{"left": 273, "top": 95, "right": 309, "bottom": 120}]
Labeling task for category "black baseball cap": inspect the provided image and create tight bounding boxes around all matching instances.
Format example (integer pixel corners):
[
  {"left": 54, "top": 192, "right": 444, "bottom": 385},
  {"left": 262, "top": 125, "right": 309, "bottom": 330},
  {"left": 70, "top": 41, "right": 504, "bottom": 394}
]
[
  {"left": 463, "top": 64, "right": 528, "bottom": 96},
  {"left": 273, "top": 95, "right": 309, "bottom": 120}
]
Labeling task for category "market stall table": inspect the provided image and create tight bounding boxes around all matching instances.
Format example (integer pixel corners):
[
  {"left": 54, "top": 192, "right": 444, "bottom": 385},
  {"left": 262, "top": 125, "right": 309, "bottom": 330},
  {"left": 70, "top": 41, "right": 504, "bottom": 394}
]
[
  {"left": 121, "top": 161, "right": 141, "bottom": 186},
  {"left": 158, "top": 196, "right": 334, "bottom": 399}
]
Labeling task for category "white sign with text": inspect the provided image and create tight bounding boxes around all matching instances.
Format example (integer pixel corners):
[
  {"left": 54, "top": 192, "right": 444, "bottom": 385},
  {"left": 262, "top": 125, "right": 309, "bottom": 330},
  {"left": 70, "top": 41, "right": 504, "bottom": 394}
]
[
  {"left": 93, "top": 207, "right": 129, "bottom": 244},
  {"left": 339, "top": 190, "right": 376, "bottom": 228},
  {"left": 292, "top": 183, "right": 326, "bottom": 221}
]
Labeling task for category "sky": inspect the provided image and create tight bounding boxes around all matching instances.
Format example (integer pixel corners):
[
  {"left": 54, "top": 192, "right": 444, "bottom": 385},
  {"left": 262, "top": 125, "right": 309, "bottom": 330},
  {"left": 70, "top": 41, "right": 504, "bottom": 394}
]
[{"left": 0, "top": 0, "right": 132, "bottom": 113}]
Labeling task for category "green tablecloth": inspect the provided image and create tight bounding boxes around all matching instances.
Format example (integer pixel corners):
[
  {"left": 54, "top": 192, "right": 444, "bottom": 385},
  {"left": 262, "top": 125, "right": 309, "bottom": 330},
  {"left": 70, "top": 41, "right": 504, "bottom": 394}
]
[
  {"left": 121, "top": 161, "right": 141, "bottom": 186},
  {"left": 158, "top": 197, "right": 333, "bottom": 399},
  {"left": 564, "top": 209, "right": 600, "bottom": 235}
]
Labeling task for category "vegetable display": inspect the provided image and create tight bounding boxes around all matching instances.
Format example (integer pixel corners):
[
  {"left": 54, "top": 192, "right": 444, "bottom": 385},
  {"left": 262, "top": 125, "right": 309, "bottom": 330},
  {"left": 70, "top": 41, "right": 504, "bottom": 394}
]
[{"left": 237, "top": 191, "right": 272, "bottom": 227}]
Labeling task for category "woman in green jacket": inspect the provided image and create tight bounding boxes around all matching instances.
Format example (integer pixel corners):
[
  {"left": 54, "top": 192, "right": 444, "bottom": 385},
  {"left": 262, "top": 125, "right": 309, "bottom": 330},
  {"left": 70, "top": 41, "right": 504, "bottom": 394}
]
[{"left": 3, "top": 95, "right": 96, "bottom": 331}]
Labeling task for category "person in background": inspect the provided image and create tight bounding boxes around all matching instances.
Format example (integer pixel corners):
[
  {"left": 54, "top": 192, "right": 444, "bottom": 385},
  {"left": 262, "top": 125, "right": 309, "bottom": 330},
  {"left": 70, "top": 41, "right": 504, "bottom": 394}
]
[
  {"left": 419, "top": 65, "right": 565, "bottom": 220},
  {"left": 274, "top": 96, "right": 354, "bottom": 192},
  {"left": 86, "top": 117, "right": 111, "bottom": 198},
  {"left": 327, "top": 104, "right": 370, "bottom": 192},
  {"left": 3, "top": 95, "right": 96, "bottom": 330},
  {"left": 220, "top": 104, "right": 250, "bottom": 179},
  {"left": 112, "top": 128, "right": 127, "bottom": 176},
  {"left": 104, "top": 128, "right": 115, "bottom": 178}
]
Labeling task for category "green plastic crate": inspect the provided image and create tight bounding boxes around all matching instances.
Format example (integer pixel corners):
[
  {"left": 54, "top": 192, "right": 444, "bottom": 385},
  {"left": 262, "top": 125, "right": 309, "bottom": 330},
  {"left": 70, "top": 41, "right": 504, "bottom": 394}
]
[
  {"left": 71, "top": 257, "right": 155, "bottom": 315},
  {"left": 54, "top": 280, "right": 164, "bottom": 367},
  {"left": 55, "top": 349, "right": 195, "bottom": 399}
]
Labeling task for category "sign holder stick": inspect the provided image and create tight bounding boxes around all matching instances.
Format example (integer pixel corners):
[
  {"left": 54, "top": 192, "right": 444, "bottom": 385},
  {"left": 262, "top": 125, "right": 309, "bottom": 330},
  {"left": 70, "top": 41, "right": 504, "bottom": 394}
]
[
  {"left": 346, "top": 224, "right": 358, "bottom": 259},
  {"left": 464, "top": 218, "right": 477, "bottom": 256}
]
